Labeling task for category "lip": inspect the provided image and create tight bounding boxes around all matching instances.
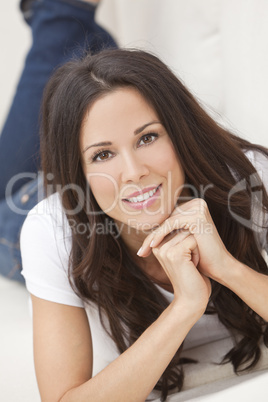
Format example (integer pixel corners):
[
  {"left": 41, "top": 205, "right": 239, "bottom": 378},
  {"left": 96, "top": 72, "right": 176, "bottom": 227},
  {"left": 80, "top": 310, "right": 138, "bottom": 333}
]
[
  {"left": 123, "top": 186, "right": 159, "bottom": 200},
  {"left": 122, "top": 184, "right": 162, "bottom": 210}
]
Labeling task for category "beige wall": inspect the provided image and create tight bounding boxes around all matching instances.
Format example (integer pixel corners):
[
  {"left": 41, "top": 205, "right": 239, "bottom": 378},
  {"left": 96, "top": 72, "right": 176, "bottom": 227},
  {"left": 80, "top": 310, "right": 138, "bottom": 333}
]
[
  {"left": 97, "top": 0, "right": 268, "bottom": 147},
  {"left": 1, "top": 0, "right": 268, "bottom": 148},
  {"left": 0, "top": 2, "right": 31, "bottom": 130}
]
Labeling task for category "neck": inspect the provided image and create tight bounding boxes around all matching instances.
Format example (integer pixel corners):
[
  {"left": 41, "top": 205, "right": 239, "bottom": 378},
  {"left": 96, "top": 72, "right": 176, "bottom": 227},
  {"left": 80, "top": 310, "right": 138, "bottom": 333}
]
[
  {"left": 115, "top": 221, "right": 150, "bottom": 254},
  {"left": 116, "top": 222, "right": 173, "bottom": 291}
]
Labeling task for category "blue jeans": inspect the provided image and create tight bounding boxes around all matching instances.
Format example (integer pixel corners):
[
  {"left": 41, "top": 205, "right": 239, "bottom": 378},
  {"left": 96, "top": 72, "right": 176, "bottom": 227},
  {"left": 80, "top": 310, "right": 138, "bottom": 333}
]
[
  {"left": 0, "top": 173, "right": 44, "bottom": 283},
  {"left": 0, "top": 0, "right": 117, "bottom": 282}
]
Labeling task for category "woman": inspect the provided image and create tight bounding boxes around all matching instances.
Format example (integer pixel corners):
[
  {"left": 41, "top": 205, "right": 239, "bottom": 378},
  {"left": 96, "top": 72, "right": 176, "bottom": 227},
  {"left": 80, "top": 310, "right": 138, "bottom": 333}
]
[{"left": 20, "top": 49, "right": 268, "bottom": 402}]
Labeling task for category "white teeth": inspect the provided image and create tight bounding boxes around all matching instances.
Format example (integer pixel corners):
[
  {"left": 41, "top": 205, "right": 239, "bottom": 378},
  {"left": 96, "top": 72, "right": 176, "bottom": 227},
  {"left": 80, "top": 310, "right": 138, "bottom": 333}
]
[
  {"left": 143, "top": 193, "right": 150, "bottom": 200},
  {"left": 126, "top": 186, "right": 158, "bottom": 203}
]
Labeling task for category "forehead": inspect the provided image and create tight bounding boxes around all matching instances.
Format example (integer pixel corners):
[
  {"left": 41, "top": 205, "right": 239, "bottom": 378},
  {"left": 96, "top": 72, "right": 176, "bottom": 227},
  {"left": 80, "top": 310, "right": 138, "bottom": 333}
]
[{"left": 80, "top": 87, "right": 159, "bottom": 145}]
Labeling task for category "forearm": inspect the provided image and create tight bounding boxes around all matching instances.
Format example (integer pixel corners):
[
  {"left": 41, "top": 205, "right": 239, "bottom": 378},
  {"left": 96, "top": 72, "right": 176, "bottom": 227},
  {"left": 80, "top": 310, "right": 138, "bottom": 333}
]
[
  {"left": 60, "top": 301, "right": 202, "bottom": 402},
  {"left": 217, "top": 258, "right": 268, "bottom": 321}
]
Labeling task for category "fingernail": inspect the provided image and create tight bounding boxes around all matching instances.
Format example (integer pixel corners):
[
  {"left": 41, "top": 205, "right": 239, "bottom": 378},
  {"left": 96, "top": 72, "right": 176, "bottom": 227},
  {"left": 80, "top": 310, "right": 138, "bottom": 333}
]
[
  {"left": 137, "top": 247, "right": 143, "bottom": 256},
  {"left": 150, "top": 240, "right": 155, "bottom": 248}
]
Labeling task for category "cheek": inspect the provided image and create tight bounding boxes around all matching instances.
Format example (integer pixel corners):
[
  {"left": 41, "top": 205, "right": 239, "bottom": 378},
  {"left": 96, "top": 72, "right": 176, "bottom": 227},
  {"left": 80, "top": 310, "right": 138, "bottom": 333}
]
[
  {"left": 153, "top": 144, "right": 184, "bottom": 180},
  {"left": 87, "top": 175, "right": 119, "bottom": 210},
  {"left": 156, "top": 145, "right": 185, "bottom": 200}
]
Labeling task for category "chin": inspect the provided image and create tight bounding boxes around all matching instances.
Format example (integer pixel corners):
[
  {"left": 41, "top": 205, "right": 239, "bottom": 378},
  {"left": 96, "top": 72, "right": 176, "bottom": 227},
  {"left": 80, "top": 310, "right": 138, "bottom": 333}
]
[{"left": 126, "top": 213, "right": 170, "bottom": 232}]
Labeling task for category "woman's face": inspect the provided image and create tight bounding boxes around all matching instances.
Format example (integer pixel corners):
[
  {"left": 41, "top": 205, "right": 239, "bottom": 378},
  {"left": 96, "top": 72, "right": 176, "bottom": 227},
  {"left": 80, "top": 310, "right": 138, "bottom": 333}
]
[{"left": 80, "top": 87, "right": 187, "bottom": 232}]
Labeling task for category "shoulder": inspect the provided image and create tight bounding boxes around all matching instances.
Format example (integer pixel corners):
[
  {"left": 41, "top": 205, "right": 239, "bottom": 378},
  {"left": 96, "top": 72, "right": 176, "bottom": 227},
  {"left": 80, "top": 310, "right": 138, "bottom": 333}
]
[
  {"left": 22, "top": 191, "right": 70, "bottom": 232},
  {"left": 20, "top": 192, "right": 83, "bottom": 307},
  {"left": 20, "top": 192, "right": 72, "bottom": 263}
]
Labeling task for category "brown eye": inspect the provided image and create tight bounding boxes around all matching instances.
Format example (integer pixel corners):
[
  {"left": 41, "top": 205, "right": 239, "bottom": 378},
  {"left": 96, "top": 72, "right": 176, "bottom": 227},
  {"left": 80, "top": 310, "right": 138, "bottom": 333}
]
[
  {"left": 98, "top": 152, "right": 109, "bottom": 160},
  {"left": 138, "top": 133, "right": 158, "bottom": 147},
  {"left": 92, "top": 150, "right": 112, "bottom": 162},
  {"left": 143, "top": 135, "right": 153, "bottom": 144}
]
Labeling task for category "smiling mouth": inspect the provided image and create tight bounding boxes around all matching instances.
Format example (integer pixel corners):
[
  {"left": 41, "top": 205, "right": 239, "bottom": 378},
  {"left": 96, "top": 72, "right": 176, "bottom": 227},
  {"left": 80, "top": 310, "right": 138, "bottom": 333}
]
[{"left": 123, "top": 185, "right": 161, "bottom": 203}]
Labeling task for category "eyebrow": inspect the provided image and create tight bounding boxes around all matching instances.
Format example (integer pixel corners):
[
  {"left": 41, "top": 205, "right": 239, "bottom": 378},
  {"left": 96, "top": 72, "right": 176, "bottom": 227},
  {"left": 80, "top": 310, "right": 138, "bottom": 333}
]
[
  {"left": 82, "top": 141, "right": 112, "bottom": 154},
  {"left": 134, "top": 120, "right": 161, "bottom": 135},
  {"left": 82, "top": 121, "right": 161, "bottom": 153}
]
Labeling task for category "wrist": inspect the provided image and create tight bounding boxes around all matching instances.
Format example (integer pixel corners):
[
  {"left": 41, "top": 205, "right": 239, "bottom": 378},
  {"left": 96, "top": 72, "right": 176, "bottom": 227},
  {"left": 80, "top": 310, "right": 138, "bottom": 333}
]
[
  {"left": 215, "top": 254, "right": 244, "bottom": 288},
  {"left": 170, "top": 298, "right": 206, "bottom": 325}
]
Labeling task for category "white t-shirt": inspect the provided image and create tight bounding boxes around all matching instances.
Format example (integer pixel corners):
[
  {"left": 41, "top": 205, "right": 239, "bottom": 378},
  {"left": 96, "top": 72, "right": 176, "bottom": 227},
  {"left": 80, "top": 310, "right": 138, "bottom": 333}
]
[{"left": 20, "top": 150, "right": 268, "bottom": 391}]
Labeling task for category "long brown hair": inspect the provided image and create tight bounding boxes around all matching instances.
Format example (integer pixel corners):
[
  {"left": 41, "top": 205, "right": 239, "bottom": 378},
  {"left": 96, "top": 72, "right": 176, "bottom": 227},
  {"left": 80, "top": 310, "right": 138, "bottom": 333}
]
[{"left": 40, "top": 49, "right": 268, "bottom": 401}]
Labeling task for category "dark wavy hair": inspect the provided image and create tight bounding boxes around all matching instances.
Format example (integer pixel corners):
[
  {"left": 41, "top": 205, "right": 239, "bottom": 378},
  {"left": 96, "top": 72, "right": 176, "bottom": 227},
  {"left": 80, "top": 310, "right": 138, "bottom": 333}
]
[{"left": 40, "top": 48, "right": 268, "bottom": 401}]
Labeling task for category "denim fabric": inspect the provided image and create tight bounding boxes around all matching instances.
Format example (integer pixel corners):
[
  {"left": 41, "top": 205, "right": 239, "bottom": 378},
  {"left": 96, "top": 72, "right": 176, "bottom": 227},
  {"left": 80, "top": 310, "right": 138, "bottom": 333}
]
[
  {"left": 0, "top": 174, "right": 44, "bottom": 282},
  {"left": 0, "top": 0, "right": 117, "bottom": 281}
]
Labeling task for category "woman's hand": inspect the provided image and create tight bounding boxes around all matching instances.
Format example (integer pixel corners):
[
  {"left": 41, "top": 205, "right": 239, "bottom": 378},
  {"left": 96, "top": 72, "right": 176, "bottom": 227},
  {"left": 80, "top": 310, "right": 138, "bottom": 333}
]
[
  {"left": 139, "top": 198, "right": 234, "bottom": 284},
  {"left": 153, "top": 229, "right": 211, "bottom": 311},
  {"left": 139, "top": 198, "right": 268, "bottom": 321}
]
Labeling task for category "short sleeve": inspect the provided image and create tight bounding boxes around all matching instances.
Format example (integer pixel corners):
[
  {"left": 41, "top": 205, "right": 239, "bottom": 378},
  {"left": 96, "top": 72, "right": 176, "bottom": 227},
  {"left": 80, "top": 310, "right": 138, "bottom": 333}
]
[{"left": 20, "top": 193, "right": 84, "bottom": 308}]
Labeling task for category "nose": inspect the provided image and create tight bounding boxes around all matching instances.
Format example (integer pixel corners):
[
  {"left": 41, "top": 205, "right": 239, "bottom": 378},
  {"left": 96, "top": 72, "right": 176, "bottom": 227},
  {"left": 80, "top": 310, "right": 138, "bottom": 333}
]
[{"left": 121, "top": 152, "right": 149, "bottom": 183}]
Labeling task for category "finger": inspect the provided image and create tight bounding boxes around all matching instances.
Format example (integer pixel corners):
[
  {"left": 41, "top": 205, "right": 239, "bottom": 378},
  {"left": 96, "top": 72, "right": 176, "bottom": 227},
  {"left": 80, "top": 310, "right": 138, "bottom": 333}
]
[
  {"left": 137, "top": 228, "right": 188, "bottom": 258},
  {"left": 171, "top": 202, "right": 199, "bottom": 217},
  {"left": 152, "top": 234, "right": 199, "bottom": 282},
  {"left": 137, "top": 217, "right": 184, "bottom": 256},
  {"left": 138, "top": 216, "right": 200, "bottom": 257},
  {"left": 172, "top": 198, "right": 207, "bottom": 216},
  {"left": 154, "top": 234, "right": 199, "bottom": 267},
  {"left": 154, "top": 228, "right": 192, "bottom": 253},
  {"left": 173, "top": 234, "right": 199, "bottom": 266},
  {"left": 138, "top": 226, "right": 192, "bottom": 258},
  {"left": 138, "top": 199, "right": 210, "bottom": 257},
  {"left": 137, "top": 205, "right": 192, "bottom": 257},
  {"left": 191, "top": 241, "right": 200, "bottom": 267}
]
